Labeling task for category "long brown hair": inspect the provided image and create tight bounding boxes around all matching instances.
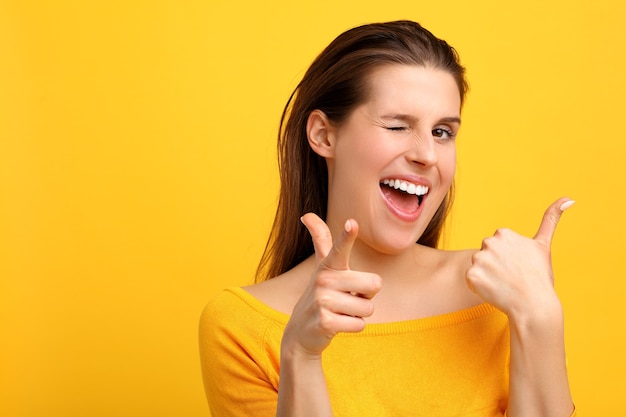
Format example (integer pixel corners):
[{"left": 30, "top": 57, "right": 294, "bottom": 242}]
[{"left": 256, "top": 20, "right": 468, "bottom": 282}]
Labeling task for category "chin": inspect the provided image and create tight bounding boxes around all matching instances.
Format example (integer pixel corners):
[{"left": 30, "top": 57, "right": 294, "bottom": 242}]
[{"left": 368, "top": 229, "right": 425, "bottom": 256}]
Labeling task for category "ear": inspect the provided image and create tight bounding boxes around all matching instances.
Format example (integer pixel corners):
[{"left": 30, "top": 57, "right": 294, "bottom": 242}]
[{"left": 306, "top": 110, "right": 336, "bottom": 158}]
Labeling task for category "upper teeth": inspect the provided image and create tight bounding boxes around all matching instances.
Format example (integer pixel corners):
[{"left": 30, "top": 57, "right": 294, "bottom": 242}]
[{"left": 382, "top": 179, "right": 429, "bottom": 196}]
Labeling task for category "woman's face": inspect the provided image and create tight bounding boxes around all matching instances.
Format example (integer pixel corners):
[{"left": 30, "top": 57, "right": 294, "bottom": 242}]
[{"left": 324, "top": 64, "right": 461, "bottom": 255}]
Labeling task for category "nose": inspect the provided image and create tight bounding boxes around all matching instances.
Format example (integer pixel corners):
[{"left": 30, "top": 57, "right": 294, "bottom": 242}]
[{"left": 406, "top": 132, "right": 437, "bottom": 167}]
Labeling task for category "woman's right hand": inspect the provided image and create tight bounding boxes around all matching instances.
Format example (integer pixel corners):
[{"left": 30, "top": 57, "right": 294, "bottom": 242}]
[{"left": 281, "top": 213, "right": 383, "bottom": 358}]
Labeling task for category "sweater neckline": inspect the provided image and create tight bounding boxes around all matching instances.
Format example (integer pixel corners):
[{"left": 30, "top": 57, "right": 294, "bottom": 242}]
[{"left": 229, "top": 287, "right": 501, "bottom": 336}]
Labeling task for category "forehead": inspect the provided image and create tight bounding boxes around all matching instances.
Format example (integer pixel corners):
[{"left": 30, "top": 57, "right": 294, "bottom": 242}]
[{"left": 362, "top": 64, "right": 461, "bottom": 116}]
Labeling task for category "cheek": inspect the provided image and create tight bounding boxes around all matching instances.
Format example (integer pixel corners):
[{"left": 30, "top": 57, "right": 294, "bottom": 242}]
[
  {"left": 336, "top": 137, "right": 390, "bottom": 172},
  {"left": 439, "top": 147, "right": 457, "bottom": 183}
]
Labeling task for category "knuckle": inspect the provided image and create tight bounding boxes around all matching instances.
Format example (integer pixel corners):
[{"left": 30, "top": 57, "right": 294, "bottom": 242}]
[
  {"left": 352, "top": 319, "right": 367, "bottom": 333},
  {"left": 318, "top": 310, "right": 335, "bottom": 332},
  {"left": 465, "top": 268, "right": 486, "bottom": 290},
  {"left": 369, "top": 274, "right": 383, "bottom": 292},
  {"left": 549, "top": 212, "right": 561, "bottom": 225},
  {"left": 465, "top": 274, "right": 477, "bottom": 291},
  {"left": 466, "top": 262, "right": 486, "bottom": 282},
  {"left": 317, "top": 228, "right": 332, "bottom": 241},
  {"left": 494, "top": 227, "right": 510, "bottom": 237},
  {"left": 330, "top": 242, "right": 345, "bottom": 258},
  {"left": 315, "top": 293, "right": 332, "bottom": 309},
  {"left": 315, "top": 271, "right": 334, "bottom": 288},
  {"left": 465, "top": 267, "right": 477, "bottom": 282}
]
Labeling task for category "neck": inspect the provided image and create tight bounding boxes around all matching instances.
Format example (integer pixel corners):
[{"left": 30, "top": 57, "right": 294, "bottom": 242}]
[{"left": 348, "top": 239, "right": 435, "bottom": 284}]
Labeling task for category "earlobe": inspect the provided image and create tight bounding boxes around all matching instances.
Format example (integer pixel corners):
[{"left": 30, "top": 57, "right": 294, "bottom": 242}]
[{"left": 306, "top": 110, "right": 335, "bottom": 158}]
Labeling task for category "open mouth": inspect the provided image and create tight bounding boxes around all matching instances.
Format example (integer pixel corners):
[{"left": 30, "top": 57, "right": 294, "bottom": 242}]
[{"left": 380, "top": 178, "right": 429, "bottom": 213}]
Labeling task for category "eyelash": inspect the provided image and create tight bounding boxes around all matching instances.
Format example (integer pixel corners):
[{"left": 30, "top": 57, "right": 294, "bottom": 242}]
[
  {"left": 385, "top": 126, "right": 456, "bottom": 140},
  {"left": 433, "top": 128, "right": 456, "bottom": 140},
  {"left": 386, "top": 126, "right": 408, "bottom": 132}
]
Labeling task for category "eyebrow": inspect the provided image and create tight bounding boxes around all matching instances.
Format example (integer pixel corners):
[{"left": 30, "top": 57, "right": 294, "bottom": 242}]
[{"left": 381, "top": 114, "right": 462, "bottom": 125}]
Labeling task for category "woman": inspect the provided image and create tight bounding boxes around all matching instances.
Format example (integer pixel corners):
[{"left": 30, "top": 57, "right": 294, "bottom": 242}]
[{"left": 200, "top": 20, "right": 575, "bottom": 416}]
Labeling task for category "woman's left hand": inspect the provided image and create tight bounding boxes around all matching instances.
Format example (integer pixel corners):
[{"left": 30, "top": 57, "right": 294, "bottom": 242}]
[{"left": 465, "top": 197, "right": 574, "bottom": 320}]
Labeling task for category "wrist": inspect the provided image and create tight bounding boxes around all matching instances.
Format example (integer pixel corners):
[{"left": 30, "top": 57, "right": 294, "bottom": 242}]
[
  {"left": 281, "top": 337, "right": 324, "bottom": 364},
  {"left": 505, "top": 284, "right": 562, "bottom": 323},
  {"left": 277, "top": 336, "right": 332, "bottom": 417},
  {"left": 507, "top": 296, "right": 564, "bottom": 339}
]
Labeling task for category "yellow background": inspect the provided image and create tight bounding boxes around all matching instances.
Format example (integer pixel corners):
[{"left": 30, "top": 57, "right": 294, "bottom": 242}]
[{"left": 1, "top": 1, "right": 624, "bottom": 415}]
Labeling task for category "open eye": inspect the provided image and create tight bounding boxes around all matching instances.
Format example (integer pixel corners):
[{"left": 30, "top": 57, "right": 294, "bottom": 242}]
[{"left": 433, "top": 127, "right": 456, "bottom": 140}]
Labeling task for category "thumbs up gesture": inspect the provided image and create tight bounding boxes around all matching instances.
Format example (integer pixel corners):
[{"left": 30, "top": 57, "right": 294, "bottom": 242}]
[
  {"left": 465, "top": 198, "right": 575, "bottom": 318},
  {"left": 281, "top": 213, "right": 383, "bottom": 358}
]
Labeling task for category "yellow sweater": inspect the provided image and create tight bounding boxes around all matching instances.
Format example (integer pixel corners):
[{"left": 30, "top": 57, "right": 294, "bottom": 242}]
[{"left": 199, "top": 287, "right": 569, "bottom": 416}]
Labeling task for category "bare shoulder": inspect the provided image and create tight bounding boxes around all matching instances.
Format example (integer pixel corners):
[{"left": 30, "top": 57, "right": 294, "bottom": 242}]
[
  {"left": 242, "top": 257, "right": 314, "bottom": 315},
  {"left": 416, "top": 245, "right": 483, "bottom": 308},
  {"left": 416, "top": 244, "right": 477, "bottom": 272},
  {"left": 441, "top": 247, "right": 478, "bottom": 271}
]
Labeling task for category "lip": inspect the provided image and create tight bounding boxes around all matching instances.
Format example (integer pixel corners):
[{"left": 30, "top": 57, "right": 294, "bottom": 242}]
[
  {"left": 380, "top": 174, "right": 432, "bottom": 188},
  {"left": 379, "top": 175, "right": 432, "bottom": 222}
]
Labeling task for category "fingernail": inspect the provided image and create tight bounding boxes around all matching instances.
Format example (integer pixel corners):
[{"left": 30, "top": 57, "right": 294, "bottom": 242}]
[
  {"left": 344, "top": 219, "right": 352, "bottom": 232},
  {"left": 559, "top": 200, "right": 575, "bottom": 211}
]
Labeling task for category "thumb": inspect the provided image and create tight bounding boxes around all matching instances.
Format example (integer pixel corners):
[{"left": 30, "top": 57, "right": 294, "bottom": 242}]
[
  {"left": 533, "top": 197, "right": 575, "bottom": 247},
  {"left": 321, "top": 218, "right": 358, "bottom": 271},
  {"left": 301, "top": 213, "right": 358, "bottom": 270}
]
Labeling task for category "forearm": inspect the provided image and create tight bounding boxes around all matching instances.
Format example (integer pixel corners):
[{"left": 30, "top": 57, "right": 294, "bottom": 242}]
[
  {"left": 276, "top": 348, "right": 333, "bottom": 417},
  {"left": 507, "top": 299, "right": 574, "bottom": 417}
]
